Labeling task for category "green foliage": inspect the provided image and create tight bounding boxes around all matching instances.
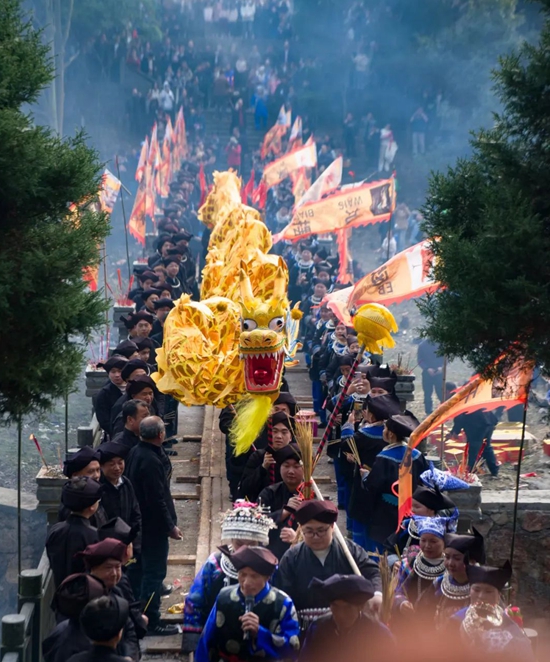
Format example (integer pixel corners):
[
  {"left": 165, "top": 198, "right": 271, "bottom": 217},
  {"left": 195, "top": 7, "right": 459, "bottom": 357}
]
[
  {"left": 419, "top": 5, "right": 550, "bottom": 376},
  {"left": 0, "top": 0, "right": 110, "bottom": 422},
  {"left": 0, "top": 0, "right": 52, "bottom": 108}
]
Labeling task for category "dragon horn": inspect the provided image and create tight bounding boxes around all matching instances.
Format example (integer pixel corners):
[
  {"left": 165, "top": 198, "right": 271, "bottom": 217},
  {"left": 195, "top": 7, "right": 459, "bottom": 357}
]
[
  {"left": 269, "top": 259, "right": 287, "bottom": 310},
  {"left": 239, "top": 261, "right": 255, "bottom": 309}
]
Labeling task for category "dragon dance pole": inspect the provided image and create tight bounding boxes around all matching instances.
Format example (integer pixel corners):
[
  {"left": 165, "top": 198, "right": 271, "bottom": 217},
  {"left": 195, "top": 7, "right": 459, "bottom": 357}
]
[
  {"left": 313, "top": 344, "right": 366, "bottom": 470},
  {"left": 311, "top": 478, "right": 360, "bottom": 575}
]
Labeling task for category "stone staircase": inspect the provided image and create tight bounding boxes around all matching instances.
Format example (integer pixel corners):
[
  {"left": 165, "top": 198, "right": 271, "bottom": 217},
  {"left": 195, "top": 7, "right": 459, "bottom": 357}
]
[{"left": 203, "top": 107, "right": 266, "bottom": 174}]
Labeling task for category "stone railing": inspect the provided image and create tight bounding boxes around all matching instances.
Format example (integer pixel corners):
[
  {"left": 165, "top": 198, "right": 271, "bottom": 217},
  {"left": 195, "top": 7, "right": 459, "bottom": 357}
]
[
  {"left": 480, "top": 489, "right": 550, "bottom": 614},
  {"left": 0, "top": 552, "right": 55, "bottom": 662}
]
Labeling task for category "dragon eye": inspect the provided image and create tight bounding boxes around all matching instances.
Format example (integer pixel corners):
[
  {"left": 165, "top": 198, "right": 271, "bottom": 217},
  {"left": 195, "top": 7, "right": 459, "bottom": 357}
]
[
  {"left": 242, "top": 319, "right": 258, "bottom": 331},
  {"left": 269, "top": 317, "right": 285, "bottom": 331}
]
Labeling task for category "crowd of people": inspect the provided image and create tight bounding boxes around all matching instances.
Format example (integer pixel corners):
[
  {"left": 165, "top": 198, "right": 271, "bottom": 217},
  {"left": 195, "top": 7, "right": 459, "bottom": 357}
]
[
  {"left": 40, "top": 113, "right": 536, "bottom": 662},
  {"left": 35, "top": 2, "right": 541, "bottom": 661},
  {"left": 42, "top": 404, "right": 536, "bottom": 661}
]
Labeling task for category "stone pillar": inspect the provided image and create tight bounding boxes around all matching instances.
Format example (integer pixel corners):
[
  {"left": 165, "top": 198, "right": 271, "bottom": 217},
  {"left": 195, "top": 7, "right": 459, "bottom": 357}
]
[
  {"left": 85, "top": 369, "right": 106, "bottom": 399},
  {"left": 35, "top": 468, "right": 67, "bottom": 527},
  {"left": 77, "top": 426, "right": 94, "bottom": 448},
  {"left": 145, "top": 233, "right": 157, "bottom": 253},
  {"left": 1, "top": 614, "right": 25, "bottom": 654},
  {"left": 19, "top": 569, "right": 43, "bottom": 662},
  {"left": 113, "top": 305, "right": 134, "bottom": 343},
  {"left": 394, "top": 374, "right": 415, "bottom": 410},
  {"left": 452, "top": 484, "right": 482, "bottom": 532}
]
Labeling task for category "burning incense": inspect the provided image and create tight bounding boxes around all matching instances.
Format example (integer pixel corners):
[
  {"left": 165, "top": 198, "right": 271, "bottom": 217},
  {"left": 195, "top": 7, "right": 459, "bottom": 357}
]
[{"left": 30, "top": 434, "right": 49, "bottom": 469}]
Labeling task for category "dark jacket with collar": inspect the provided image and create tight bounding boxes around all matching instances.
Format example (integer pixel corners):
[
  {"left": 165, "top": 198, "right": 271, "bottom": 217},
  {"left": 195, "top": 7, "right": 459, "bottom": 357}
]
[
  {"left": 111, "top": 427, "right": 141, "bottom": 451},
  {"left": 45, "top": 515, "right": 99, "bottom": 588},
  {"left": 94, "top": 381, "right": 125, "bottom": 436},
  {"left": 124, "top": 441, "right": 176, "bottom": 536},
  {"left": 67, "top": 644, "right": 129, "bottom": 662},
  {"left": 99, "top": 474, "right": 142, "bottom": 552}
]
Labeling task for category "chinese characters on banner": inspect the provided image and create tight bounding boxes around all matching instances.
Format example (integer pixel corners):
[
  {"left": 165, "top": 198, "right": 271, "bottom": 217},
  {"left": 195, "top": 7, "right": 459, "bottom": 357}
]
[
  {"left": 349, "top": 240, "right": 438, "bottom": 307},
  {"left": 274, "top": 177, "right": 395, "bottom": 243}
]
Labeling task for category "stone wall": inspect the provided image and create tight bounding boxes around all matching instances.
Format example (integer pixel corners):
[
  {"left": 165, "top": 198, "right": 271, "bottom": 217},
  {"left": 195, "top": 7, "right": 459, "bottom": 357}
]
[
  {"left": 0, "top": 488, "right": 47, "bottom": 619},
  {"left": 479, "top": 489, "right": 550, "bottom": 615}
]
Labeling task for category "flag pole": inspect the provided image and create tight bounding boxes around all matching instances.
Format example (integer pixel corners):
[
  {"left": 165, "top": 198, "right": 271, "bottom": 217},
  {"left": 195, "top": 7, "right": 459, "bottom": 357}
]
[
  {"left": 385, "top": 213, "right": 394, "bottom": 262},
  {"left": 311, "top": 479, "right": 360, "bottom": 575},
  {"left": 115, "top": 156, "right": 132, "bottom": 283},
  {"left": 439, "top": 357, "right": 447, "bottom": 466},
  {"left": 510, "top": 388, "right": 530, "bottom": 568},
  {"left": 313, "top": 344, "right": 366, "bottom": 469}
]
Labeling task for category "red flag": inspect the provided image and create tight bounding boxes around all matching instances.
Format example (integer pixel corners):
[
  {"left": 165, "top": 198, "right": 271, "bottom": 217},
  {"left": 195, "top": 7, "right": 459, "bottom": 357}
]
[
  {"left": 242, "top": 169, "right": 255, "bottom": 203},
  {"left": 336, "top": 229, "right": 353, "bottom": 285},
  {"left": 144, "top": 164, "right": 155, "bottom": 219},
  {"left": 148, "top": 123, "right": 160, "bottom": 168},
  {"left": 252, "top": 180, "right": 267, "bottom": 210},
  {"left": 199, "top": 163, "right": 207, "bottom": 206},
  {"left": 128, "top": 177, "right": 147, "bottom": 245}
]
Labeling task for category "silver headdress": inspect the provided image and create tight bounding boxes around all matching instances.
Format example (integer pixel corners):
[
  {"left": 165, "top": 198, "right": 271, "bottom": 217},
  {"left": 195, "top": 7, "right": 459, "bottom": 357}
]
[{"left": 220, "top": 500, "right": 276, "bottom": 545}]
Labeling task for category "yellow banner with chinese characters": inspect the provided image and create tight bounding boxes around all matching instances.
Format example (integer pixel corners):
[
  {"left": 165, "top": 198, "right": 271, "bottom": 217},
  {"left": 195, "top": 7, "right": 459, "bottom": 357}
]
[
  {"left": 263, "top": 140, "right": 317, "bottom": 188},
  {"left": 274, "top": 177, "right": 395, "bottom": 242}
]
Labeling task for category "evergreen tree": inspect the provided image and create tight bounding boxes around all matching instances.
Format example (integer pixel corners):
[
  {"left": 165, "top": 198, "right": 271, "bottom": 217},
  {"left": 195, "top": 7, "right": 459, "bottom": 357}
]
[
  {"left": 0, "top": 0, "right": 110, "bottom": 422},
  {"left": 419, "top": 0, "right": 550, "bottom": 376}
]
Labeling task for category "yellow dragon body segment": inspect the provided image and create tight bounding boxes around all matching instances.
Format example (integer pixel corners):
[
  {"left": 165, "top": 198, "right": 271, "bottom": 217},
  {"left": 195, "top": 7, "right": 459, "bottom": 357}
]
[{"left": 154, "top": 170, "right": 302, "bottom": 452}]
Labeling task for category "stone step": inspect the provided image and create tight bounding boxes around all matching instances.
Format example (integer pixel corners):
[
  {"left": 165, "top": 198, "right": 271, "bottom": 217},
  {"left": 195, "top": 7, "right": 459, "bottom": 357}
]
[
  {"left": 142, "top": 636, "right": 181, "bottom": 655},
  {"left": 167, "top": 554, "right": 196, "bottom": 566},
  {"left": 175, "top": 476, "right": 200, "bottom": 484},
  {"left": 172, "top": 485, "right": 200, "bottom": 500}
]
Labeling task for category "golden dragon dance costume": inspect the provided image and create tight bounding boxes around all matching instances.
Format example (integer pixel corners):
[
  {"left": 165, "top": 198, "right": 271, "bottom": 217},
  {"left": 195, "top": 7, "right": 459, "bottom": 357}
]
[
  {"left": 153, "top": 170, "right": 302, "bottom": 454},
  {"left": 154, "top": 170, "right": 398, "bottom": 455}
]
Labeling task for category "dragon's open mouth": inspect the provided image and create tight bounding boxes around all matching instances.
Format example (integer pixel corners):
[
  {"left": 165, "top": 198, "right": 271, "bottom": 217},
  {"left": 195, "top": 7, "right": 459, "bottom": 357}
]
[{"left": 242, "top": 348, "right": 285, "bottom": 393}]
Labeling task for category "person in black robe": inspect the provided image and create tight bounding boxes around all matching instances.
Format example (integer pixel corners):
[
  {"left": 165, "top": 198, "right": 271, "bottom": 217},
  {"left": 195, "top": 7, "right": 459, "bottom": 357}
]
[
  {"left": 258, "top": 444, "right": 303, "bottom": 559},
  {"left": 67, "top": 594, "right": 130, "bottom": 662},
  {"left": 97, "top": 442, "right": 142, "bottom": 596},
  {"left": 300, "top": 575, "right": 395, "bottom": 662},
  {"left": 361, "top": 413, "right": 429, "bottom": 552},
  {"left": 58, "top": 448, "right": 109, "bottom": 527},
  {"left": 110, "top": 375, "right": 163, "bottom": 437},
  {"left": 274, "top": 500, "right": 382, "bottom": 630},
  {"left": 163, "top": 256, "right": 187, "bottom": 299},
  {"left": 239, "top": 411, "right": 295, "bottom": 501},
  {"left": 112, "top": 340, "right": 139, "bottom": 360},
  {"left": 93, "top": 357, "right": 128, "bottom": 439},
  {"left": 150, "top": 297, "right": 175, "bottom": 345},
  {"left": 345, "top": 393, "right": 401, "bottom": 551},
  {"left": 129, "top": 267, "right": 162, "bottom": 309},
  {"left": 111, "top": 400, "right": 150, "bottom": 450},
  {"left": 43, "top": 573, "right": 106, "bottom": 662},
  {"left": 134, "top": 336, "right": 157, "bottom": 368},
  {"left": 97, "top": 519, "right": 148, "bottom": 645},
  {"left": 46, "top": 477, "right": 103, "bottom": 587},
  {"left": 124, "top": 417, "right": 180, "bottom": 636},
  {"left": 220, "top": 394, "right": 297, "bottom": 501},
  {"left": 81, "top": 539, "right": 142, "bottom": 661}
]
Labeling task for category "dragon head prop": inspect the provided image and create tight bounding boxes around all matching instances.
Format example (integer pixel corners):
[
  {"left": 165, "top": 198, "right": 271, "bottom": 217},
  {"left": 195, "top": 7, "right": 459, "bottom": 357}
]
[
  {"left": 154, "top": 169, "right": 302, "bottom": 456},
  {"left": 353, "top": 302, "right": 398, "bottom": 354},
  {"left": 238, "top": 261, "right": 288, "bottom": 395}
]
